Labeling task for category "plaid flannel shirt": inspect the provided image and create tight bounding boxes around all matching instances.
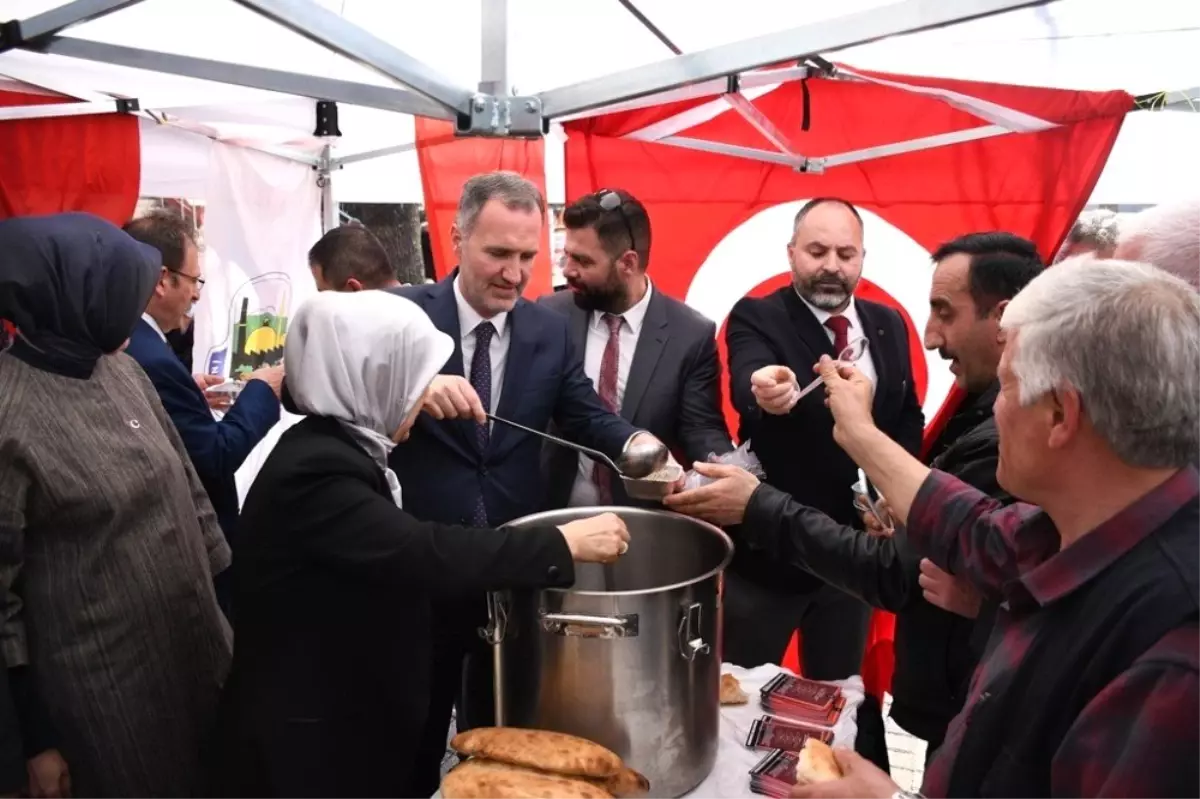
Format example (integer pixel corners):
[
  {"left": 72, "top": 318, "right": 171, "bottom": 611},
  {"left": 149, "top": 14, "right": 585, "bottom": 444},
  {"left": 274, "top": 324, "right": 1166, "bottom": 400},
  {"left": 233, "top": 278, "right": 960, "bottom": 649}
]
[{"left": 910, "top": 466, "right": 1199, "bottom": 797}]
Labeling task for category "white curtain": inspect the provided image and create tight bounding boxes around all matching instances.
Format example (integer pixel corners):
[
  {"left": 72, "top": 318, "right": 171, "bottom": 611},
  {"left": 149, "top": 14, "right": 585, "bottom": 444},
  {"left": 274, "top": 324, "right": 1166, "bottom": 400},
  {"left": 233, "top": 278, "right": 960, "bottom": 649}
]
[{"left": 194, "top": 141, "right": 321, "bottom": 506}]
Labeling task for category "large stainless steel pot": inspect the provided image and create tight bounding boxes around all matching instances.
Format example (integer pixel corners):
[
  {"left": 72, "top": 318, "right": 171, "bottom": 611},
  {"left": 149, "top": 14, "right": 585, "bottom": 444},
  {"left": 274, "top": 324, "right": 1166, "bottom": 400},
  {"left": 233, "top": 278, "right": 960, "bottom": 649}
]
[{"left": 490, "top": 507, "right": 733, "bottom": 797}]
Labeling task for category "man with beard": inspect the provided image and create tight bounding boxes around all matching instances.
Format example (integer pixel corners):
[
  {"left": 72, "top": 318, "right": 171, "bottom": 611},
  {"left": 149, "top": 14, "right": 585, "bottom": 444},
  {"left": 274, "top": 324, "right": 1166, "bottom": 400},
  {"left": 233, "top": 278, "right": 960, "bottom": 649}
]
[
  {"left": 668, "top": 232, "right": 1044, "bottom": 768},
  {"left": 721, "top": 197, "right": 925, "bottom": 680},
  {"left": 539, "top": 189, "right": 733, "bottom": 507}
]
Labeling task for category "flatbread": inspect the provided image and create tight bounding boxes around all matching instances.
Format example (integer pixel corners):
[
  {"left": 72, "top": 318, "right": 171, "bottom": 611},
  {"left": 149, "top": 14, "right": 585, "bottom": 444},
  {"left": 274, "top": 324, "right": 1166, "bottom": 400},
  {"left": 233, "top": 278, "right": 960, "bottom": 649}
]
[
  {"left": 593, "top": 766, "right": 650, "bottom": 797},
  {"left": 795, "top": 739, "right": 843, "bottom": 784},
  {"left": 442, "top": 758, "right": 612, "bottom": 799},
  {"left": 720, "top": 672, "right": 749, "bottom": 705},
  {"left": 450, "top": 727, "right": 622, "bottom": 778}
]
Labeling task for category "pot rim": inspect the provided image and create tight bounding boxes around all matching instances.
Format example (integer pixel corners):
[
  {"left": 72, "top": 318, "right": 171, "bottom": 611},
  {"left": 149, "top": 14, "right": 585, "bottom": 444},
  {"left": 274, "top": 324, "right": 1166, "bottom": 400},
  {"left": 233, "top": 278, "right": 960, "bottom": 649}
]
[{"left": 502, "top": 506, "right": 735, "bottom": 598}]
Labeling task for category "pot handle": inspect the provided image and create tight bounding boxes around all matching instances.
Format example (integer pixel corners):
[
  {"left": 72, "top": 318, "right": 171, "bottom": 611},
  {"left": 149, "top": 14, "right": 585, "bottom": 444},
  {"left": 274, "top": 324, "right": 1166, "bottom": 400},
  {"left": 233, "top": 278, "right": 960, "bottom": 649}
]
[
  {"left": 540, "top": 612, "right": 639, "bottom": 638},
  {"left": 678, "top": 602, "right": 711, "bottom": 662}
]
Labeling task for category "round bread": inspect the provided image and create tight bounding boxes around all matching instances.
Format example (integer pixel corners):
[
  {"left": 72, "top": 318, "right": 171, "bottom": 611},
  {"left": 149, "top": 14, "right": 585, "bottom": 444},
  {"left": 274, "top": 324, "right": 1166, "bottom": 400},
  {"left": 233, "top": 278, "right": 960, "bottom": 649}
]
[
  {"left": 450, "top": 727, "right": 622, "bottom": 778},
  {"left": 442, "top": 758, "right": 612, "bottom": 799},
  {"left": 796, "top": 739, "right": 843, "bottom": 784}
]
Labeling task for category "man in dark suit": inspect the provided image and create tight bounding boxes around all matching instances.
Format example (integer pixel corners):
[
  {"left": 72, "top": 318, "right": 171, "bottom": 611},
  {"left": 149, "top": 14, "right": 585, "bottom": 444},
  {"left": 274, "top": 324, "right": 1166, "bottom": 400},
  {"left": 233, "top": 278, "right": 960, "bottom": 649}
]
[
  {"left": 723, "top": 197, "right": 925, "bottom": 679},
  {"left": 539, "top": 189, "right": 733, "bottom": 507},
  {"left": 386, "top": 172, "right": 669, "bottom": 794},
  {"left": 123, "top": 211, "right": 283, "bottom": 614}
]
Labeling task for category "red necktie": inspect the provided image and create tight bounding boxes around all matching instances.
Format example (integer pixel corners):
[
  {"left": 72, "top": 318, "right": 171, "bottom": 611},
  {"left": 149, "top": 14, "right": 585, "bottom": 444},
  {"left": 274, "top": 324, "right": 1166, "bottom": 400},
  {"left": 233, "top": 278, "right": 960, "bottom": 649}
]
[
  {"left": 825, "top": 315, "right": 851, "bottom": 356},
  {"left": 592, "top": 314, "right": 622, "bottom": 503}
]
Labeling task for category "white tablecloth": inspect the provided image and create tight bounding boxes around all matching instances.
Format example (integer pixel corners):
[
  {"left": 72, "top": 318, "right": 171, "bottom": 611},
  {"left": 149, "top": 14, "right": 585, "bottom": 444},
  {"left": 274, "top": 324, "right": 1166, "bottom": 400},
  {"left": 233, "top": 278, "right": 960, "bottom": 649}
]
[
  {"left": 434, "top": 663, "right": 862, "bottom": 799},
  {"left": 687, "top": 663, "right": 863, "bottom": 798}
]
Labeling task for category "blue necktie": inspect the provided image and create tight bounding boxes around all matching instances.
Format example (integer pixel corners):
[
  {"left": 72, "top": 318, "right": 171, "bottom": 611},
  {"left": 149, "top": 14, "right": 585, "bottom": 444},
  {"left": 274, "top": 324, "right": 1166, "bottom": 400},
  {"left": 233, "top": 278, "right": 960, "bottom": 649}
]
[{"left": 468, "top": 322, "right": 495, "bottom": 526}]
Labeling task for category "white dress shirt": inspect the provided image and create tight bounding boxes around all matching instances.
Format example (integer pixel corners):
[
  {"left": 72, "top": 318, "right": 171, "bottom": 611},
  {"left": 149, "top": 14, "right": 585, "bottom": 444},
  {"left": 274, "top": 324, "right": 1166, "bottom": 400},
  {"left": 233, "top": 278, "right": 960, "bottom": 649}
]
[
  {"left": 795, "top": 291, "right": 879, "bottom": 388},
  {"left": 141, "top": 313, "right": 167, "bottom": 343},
  {"left": 454, "top": 275, "right": 510, "bottom": 415},
  {"left": 568, "top": 281, "right": 654, "bottom": 507}
]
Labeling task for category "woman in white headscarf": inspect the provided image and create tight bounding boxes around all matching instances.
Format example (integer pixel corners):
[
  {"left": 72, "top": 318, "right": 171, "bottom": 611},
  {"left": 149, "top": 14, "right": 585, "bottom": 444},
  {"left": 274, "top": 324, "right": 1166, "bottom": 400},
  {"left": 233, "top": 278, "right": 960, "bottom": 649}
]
[{"left": 212, "top": 290, "right": 629, "bottom": 799}]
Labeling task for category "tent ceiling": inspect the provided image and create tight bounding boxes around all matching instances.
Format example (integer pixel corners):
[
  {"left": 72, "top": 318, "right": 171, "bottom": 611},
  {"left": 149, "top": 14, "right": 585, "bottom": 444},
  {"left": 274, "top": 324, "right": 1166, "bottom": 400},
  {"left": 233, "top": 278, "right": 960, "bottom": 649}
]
[{"left": 1, "top": 0, "right": 1197, "bottom": 203}]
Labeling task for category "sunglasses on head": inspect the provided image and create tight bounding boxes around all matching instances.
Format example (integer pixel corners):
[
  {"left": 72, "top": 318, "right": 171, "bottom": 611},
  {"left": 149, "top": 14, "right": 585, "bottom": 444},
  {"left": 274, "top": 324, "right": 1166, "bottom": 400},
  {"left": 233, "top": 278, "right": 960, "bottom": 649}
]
[{"left": 596, "top": 189, "right": 636, "bottom": 253}]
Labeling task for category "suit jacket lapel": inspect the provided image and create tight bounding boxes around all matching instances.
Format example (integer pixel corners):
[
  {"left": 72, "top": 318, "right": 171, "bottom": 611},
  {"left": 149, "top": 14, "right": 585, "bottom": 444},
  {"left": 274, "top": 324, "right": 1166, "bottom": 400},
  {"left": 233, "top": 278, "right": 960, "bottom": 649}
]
[
  {"left": 622, "top": 291, "right": 668, "bottom": 421},
  {"left": 569, "top": 301, "right": 589, "bottom": 362},
  {"left": 491, "top": 300, "right": 537, "bottom": 456},
  {"left": 857, "top": 301, "right": 896, "bottom": 418},
  {"left": 422, "top": 279, "right": 477, "bottom": 453},
  {"left": 781, "top": 287, "right": 839, "bottom": 359}
]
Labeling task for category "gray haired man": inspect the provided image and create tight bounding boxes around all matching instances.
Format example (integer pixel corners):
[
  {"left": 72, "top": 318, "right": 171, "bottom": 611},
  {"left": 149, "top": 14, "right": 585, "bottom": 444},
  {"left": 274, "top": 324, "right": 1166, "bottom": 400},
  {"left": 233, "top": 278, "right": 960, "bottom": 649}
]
[{"left": 795, "top": 256, "right": 1198, "bottom": 799}]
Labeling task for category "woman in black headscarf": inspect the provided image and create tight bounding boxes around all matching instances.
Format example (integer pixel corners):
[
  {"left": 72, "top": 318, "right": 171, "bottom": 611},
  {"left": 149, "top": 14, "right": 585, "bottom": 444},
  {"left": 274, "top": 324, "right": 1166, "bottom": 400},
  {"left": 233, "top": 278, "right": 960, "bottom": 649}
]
[{"left": 0, "top": 213, "right": 233, "bottom": 797}]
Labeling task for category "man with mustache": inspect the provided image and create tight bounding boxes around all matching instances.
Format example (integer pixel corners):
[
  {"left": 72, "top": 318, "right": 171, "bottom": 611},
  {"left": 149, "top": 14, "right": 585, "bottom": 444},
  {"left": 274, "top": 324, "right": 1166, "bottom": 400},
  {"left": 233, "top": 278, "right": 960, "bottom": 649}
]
[
  {"left": 669, "top": 232, "right": 1044, "bottom": 769},
  {"left": 539, "top": 188, "right": 733, "bottom": 507},
  {"left": 721, "top": 198, "right": 925, "bottom": 682}
]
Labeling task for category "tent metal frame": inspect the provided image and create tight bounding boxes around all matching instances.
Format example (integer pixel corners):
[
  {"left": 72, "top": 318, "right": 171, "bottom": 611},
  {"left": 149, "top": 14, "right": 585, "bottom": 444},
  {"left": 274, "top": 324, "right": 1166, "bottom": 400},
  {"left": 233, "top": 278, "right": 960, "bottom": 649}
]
[
  {"left": 3, "top": 0, "right": 1185, "bottom": 228},
  {"left": 3, "top": 0, "right": 1056, "bottom": 141}
]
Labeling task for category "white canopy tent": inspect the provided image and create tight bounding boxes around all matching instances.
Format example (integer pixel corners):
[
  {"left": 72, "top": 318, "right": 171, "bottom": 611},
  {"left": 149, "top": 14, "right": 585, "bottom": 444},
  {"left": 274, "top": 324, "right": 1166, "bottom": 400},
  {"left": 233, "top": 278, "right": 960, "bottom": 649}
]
[{"left": 2, "top": 0, "right": 1197, "bottom": 210}]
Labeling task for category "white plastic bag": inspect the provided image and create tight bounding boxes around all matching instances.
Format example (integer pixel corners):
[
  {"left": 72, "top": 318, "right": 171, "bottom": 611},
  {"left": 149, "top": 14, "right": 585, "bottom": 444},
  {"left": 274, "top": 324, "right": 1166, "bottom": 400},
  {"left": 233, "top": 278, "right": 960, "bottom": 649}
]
[{"left": 681, "top": 440, "right": 766, "bottom": 490}]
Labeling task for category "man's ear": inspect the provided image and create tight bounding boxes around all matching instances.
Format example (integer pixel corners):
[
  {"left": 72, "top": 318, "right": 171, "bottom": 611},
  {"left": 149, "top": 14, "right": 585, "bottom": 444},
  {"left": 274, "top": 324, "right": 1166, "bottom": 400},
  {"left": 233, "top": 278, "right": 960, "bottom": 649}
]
[
  {"left": 450, "top": 222, "right": 463, "bottom": 257},
  {"left": 153, "top": 267, "right": 170, "bottom": 298},
  {"left": 1047, "top": 384, "right": 1083, "bottom": 450},
  {"left": 991, "top": 299, "right": 1010, "bottom": 339}
]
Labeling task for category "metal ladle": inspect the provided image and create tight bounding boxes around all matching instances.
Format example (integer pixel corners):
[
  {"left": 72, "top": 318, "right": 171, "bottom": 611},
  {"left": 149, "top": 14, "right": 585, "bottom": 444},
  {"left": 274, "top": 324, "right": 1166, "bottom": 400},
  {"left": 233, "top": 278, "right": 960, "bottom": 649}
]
[{"left": 485, "top": 413, "right": 668, "bottom": 478}]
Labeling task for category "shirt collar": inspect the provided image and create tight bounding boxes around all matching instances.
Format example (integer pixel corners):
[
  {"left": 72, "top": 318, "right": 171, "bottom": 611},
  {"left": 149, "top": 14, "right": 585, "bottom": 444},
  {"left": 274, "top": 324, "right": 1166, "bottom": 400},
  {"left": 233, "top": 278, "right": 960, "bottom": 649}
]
[
  {"left": 1015, "top": 466, "right": 1200, "bottom": 609},
  {"left": 141, "top": 313, "right": 167, "bottom": 343},
  {"left": 795, "top": 288, "right": 861, "bottom": 333},
  {"left": 452, "top": 275, "right": 508, "bottom": 339},
  {"left": 592, "top": 279, "right": 653, "bottom": 334}
]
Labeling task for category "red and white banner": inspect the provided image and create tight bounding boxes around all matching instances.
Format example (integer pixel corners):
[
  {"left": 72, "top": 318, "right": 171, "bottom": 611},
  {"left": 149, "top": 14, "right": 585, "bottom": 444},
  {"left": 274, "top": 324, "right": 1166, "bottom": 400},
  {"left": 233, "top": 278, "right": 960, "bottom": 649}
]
[{"left": 562, "top": 65, "right": 1130, "bottom": 695}]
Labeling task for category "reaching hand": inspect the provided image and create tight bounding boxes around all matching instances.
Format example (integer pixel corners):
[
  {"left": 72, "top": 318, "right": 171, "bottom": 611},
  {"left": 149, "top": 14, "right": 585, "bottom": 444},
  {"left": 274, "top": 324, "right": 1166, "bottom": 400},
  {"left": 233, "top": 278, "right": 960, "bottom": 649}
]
[
  {"left": 27, "top": 749, "right": 70, "bottom": 799},
  {"left": 856, "top": 495, "right": 894, "bottom": 537},
  {"left": 662, "top": 462, "right": 760, "bottom": 526},
  {"left": 558, "top": 512, "right": 631, "bottom": 563},
  {"left": 750, "top": 365, "right": 798, "bottom": 415},
  {"left": 919, "top": 559, "right": 982, "bottom": 619},
  {"left": 422, "top": 375, "right": 486, "bottom": 424},
  {"left": 194, "top": 373, "right": 232, "bottom": 411},
  {"left": 248, "top": 364, "right": 285, "bottom": 400},
  {"left": 789, "top": 749, "right": 898, "bottom": 798},
  {"left": 815, "top": 356, "right": 875, "bottom": 447}
]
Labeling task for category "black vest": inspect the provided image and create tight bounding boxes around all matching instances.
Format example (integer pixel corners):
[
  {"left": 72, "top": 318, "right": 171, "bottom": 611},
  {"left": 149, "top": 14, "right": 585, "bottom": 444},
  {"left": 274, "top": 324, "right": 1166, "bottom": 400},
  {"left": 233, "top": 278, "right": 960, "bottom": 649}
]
[{"left": 946, "top": 500, "right": 1199, "bottom": 797}]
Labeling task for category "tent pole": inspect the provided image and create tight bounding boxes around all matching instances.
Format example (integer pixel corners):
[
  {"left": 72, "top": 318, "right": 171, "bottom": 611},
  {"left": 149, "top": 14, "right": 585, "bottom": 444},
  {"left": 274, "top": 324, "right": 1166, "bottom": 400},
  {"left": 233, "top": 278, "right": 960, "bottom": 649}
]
[
  {"left": 318, "top": 144, "right": 337, "bottom": 234},
  {"left": 0, "top": 0, "right": 142, "bottom": 51},
  {"left": 33, "top": 36, "right": 456, "bottom": 120},
  {"left": 479, "top": 0, "right": 509, "bottom": 96},
  {"left": 537, "top": 0, "right": 1058, "bottom": 119},
  {"left": 231, "top": 0, "right": 474, "bottom": 117}
]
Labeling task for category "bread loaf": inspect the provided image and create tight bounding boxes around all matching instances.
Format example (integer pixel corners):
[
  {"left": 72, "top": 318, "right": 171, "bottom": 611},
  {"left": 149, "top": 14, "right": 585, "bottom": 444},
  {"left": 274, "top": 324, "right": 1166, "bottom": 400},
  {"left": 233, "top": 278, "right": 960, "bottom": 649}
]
[
  {"left": 450, "top": 727, "right": 622, "bottom": 778},
  {"left": 442, "top": 758, "right": 612, "bottom": 799}
]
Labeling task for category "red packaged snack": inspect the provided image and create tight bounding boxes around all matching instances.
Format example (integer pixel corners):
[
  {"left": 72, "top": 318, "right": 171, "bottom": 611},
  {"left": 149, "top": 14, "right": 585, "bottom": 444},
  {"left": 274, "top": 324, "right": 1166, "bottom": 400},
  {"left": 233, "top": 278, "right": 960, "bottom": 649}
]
[
  {"left": 761, "top": 694, "right": 846, "bottom": 727},
  {"left": 749, "top": 749, "right": 799, "bottom": 798},
  {"left": 746, "top": 715, "right": 834, "bottom": 752},
  {"left": 759, "top": 673, "right": 841, "bottom": 712}
]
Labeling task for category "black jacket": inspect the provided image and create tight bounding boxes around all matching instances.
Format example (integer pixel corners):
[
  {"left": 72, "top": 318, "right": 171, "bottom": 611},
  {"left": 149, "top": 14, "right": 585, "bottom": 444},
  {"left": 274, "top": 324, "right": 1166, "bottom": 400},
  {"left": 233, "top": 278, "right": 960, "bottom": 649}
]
[
  {"left": 742, "top": 385, "right": 1006, "bottom": 743},
  {"left": 213, "top": 416, "right": 576, "bottom": 798},
  {"left": 726, "top": 288, "right": 924, "bottom": 593}
]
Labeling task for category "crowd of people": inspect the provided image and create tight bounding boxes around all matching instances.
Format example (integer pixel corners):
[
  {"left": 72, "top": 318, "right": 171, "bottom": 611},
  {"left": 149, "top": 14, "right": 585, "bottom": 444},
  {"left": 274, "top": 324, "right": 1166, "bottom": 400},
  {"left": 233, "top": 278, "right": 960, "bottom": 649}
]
[{"left": 0, "top": 173, "right": 1195, "bottom": 798}]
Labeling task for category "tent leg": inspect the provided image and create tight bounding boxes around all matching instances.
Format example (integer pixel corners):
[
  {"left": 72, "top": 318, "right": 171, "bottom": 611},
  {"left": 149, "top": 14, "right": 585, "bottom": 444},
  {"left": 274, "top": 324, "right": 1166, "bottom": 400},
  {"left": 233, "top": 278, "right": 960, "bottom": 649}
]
[
  {"left": 319, "top": 145, "right": 337, "bottom": 234},
  {"left": 479, "top": 0, "right": 508, "bottom": 96}
]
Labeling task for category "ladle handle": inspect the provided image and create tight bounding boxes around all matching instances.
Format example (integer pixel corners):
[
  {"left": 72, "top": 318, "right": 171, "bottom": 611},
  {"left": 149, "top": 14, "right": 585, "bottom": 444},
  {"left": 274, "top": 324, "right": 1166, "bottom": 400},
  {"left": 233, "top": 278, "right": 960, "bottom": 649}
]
[{"left": 485, "top": 413, "right": 621, "bottom": 473}]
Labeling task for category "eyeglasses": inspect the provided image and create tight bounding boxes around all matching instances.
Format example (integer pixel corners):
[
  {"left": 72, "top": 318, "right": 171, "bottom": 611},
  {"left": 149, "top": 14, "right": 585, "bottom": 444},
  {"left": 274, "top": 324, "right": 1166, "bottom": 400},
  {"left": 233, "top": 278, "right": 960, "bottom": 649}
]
[
  {"left": 168, "top": 268, "right": 206, "bottom": 290},
  {"left": 596, "top": 189, "right": 637, "bottom": 253}
]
